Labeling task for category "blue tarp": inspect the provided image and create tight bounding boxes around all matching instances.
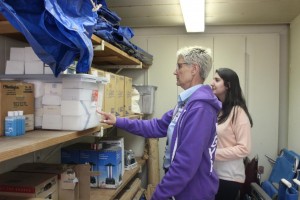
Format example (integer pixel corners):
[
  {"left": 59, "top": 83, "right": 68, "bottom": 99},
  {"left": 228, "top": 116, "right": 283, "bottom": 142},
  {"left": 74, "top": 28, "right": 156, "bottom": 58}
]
[{"left": 0, "top": 0, "right": 97, "bottom": 77}]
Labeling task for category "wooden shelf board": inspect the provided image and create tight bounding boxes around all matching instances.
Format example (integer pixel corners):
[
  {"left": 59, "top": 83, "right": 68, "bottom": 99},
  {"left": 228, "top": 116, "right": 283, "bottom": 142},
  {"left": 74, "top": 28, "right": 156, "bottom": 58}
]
[
  {"left": 0, "top": 114, "right": 142, "bottom": 163},
  {"left": 0, "top": 21, "right": 145, "bottom": 68},
  {"left": 90, "top": 159, "right": 146, "bottom": 200},
  {"left": 0, "top": 126, "right": 101, "bottom": 163}
]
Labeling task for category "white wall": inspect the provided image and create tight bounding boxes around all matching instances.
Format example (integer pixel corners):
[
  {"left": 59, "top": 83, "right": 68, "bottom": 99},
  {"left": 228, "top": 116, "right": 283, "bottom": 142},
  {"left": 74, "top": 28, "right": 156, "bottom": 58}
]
[
  {"left": 288, "top": 15, "right": 300, "bottom": 152},
  {"left": 130, "top": 25, "right": 289, "bottom": 181}
]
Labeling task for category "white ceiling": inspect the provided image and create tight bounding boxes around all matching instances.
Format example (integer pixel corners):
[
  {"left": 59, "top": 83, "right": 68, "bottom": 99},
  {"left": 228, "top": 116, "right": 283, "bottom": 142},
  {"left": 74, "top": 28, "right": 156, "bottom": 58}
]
[{"left": 106, "top": 0, "right": 300, "bottom": 28}]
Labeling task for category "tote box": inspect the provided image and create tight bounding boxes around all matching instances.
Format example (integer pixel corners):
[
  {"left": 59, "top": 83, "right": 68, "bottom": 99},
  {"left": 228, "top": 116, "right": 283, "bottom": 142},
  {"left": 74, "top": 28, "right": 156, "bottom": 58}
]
[
  {"left": 0, "top": 172, "right": 58, "bottom": 199},
  {"left": 0, "top": 81, "right": 34, "bottom": 135}
]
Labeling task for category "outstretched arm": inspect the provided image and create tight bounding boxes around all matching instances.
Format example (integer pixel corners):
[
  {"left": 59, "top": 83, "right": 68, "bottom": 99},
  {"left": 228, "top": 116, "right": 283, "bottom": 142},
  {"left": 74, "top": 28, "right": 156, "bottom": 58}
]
[{"left": 97, "top": 111, "right": 116, "bottom": 125}]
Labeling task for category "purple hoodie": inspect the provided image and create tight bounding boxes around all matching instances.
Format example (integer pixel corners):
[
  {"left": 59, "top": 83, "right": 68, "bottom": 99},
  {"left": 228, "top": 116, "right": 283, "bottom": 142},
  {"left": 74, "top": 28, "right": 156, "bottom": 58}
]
[{"left": 116, "top": 85, "right": 221, "bottom": 200}]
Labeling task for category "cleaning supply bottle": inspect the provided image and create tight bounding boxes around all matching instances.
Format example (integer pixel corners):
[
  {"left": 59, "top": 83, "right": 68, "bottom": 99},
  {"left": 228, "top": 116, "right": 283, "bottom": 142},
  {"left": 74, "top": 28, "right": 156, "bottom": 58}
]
[
  {"left": 5, "top": 111, "right": 17, "bottom": 137},
  {"left": 18, "top": 110, "right": 26, "bottom": 135}
]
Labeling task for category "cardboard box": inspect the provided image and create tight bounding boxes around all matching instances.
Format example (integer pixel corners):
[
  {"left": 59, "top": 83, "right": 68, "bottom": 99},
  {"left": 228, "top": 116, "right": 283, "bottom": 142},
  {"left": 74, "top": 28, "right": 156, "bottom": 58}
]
[
  {"left": 97, "top": 147, "right": 122, "bottom": 189},
  {"left": 5, "top": 60, "right": 24, "bottom": 74},
  {"left": 0, "top": 172, "right": 58, "bottom": 199},
  {"left": 124, "top": 76, "right": 132, "bottom": 115},
  {"left": 12, "top": 163, "right": 91, "bottom": 200},
  {"left": 0, "top": 81, "right": 34, "bottom": 135},
  {"left": 9, "top": 47, "right": 25, "bottom": 61},
  {"left": 25, "top": 61, "right": 44, "bottom": 74},
  {"left": 98, "top": 137, "right": 125, "bottom": 176},
  {"left": 42, "top": 114, "right": 62, "bottom": 130},
  {"left": 61, "top": 143, "right": 91, "bottom": 164},
  {"left": 115, "top": 75, "right": 125, "bottom": 117},
  {"left": 0, "top": 196, "right": 42, "bottom": 200},
  {"left": 25, "top": 47, "right": 40, "bottom": 61},
  {"left": 103, "top": 72, "right": 116, "bottom": 114}
]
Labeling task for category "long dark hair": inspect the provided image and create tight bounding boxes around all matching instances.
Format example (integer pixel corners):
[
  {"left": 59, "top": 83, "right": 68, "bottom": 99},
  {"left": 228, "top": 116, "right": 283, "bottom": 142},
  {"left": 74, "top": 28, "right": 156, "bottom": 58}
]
[{"left": 216, "top": 68, "right": 253, "bottom": 127}]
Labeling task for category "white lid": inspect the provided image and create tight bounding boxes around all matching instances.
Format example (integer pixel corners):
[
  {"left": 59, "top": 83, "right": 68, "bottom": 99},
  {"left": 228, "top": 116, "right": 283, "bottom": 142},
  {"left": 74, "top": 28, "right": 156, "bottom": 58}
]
[
  {"left": 18, "top": 110, "right": 23, "bottom": 115},
  {"left": 8, "top": 111, "right": 14, "bottom": 116},
  {"left": 14, "top": 111, "right": 19, "bottom": 116}
]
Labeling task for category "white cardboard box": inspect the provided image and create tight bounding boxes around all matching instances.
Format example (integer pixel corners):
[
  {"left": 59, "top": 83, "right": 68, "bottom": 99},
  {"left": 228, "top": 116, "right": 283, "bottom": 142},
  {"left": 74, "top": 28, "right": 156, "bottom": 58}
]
[
  {"left": 42, "top": 114, "right": 62, "bottom": 130},
  {"left": 44, "top": 65, "right": 53, "bottom": 74},
  {"left": 25, "top": 47, "right": 40, "bottom": 61},
  {"left": 42, "top": 95, "right": 61, "bottom": 106},
  {"left": 25, "top": 61, "right": 44, "bottom": 74},
  {"left": 44, "top": 83, "right": 62, "bottom": 96},
  {"left": 43, "top": 105, "right": 61, "bottom": 115},
  {"left": 5, "top": 60, "right": 24, "bottom": 74},
  {"left": 9, "top": 47, "right": 25, "bottom": 61}
]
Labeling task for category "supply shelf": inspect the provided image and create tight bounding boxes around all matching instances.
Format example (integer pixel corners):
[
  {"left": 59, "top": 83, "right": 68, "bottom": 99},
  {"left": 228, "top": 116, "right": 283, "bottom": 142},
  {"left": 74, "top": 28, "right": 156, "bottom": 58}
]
[
  {"left": 0, "top": 20, "right": 148, "bottom": 70},
  {"left": 0, "top": 114, "right": 142, "bottom": 163}
]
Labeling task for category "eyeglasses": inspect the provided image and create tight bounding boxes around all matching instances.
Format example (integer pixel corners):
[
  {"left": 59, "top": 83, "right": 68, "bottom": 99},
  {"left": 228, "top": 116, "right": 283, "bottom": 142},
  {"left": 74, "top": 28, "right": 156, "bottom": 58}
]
[{"left": 176, "top": 62, "right": 190, "bottom": 70}]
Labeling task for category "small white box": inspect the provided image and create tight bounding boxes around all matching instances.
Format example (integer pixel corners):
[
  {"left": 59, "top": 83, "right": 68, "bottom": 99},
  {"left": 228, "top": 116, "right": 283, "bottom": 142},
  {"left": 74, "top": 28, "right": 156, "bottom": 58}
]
[
  {"left": 10, "top": 47, "right": 25, "bottom": 61},
  {"left": 61, "top": 89, "right": 95, "bottom": 101},
  {"left": 42, "top": 94, "right": 61, "bottom": 106},
  {"left": 5, "top": 60, "right": 24, "bottom": 74},
  {"left": 45, "top": 83, "right": 62, "bottom": 96},
  {"left": 42, "top": 114, "right": 63, "bottom": 130},
  {"left": 35, "top": 96, "right": 43, "bottom": 109},
  {"left": 44, "top": 66, "right": 53, "bottom": 74},
  {"left": 25, "top": 114, "right": 34, "bottom": 131},
  {"left": 35, "top": 108, "right": 43, "bottom": 116},
  {"left": 25, "top": 80, "right": 45, "bottom": 98},
  {"left": 43, "top": 105, "right": 61, "bottom": 115},
  {"left": 35, "top": 115, "right": 43, "bottom": 128},
  {"left": 62, "top": 114, "right": 99, "bottom": 130},
  {"left": 25, "top": 47, "right": 40, "bottom": 61},
  {"left": 61, "top": 100, "right": 96, "bottom": 116},
  {"left": 44, "top": 83, "right": 62, "bottom": 95},
  {"left": 25, "top": 61, "right": 44, "bottom": 74}
]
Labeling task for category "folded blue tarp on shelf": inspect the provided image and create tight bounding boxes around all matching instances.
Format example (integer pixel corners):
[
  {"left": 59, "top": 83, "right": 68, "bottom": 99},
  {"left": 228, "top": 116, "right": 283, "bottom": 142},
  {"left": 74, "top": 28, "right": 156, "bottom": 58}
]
[
  {"left": 94, "top": 5, "right": 153, "bottom": 66},
  {"left": 0, "top": 0, "right": 97, "bottom": 77}
]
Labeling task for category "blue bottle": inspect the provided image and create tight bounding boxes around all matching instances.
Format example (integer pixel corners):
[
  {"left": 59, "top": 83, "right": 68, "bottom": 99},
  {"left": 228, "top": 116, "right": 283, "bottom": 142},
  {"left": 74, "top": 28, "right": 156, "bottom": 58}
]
[
  {"left": 5, "top": 111, "right": 17, "bottom": 137},
  {"left": 18, "top": 110, "right": 26, "bottom": 135}
]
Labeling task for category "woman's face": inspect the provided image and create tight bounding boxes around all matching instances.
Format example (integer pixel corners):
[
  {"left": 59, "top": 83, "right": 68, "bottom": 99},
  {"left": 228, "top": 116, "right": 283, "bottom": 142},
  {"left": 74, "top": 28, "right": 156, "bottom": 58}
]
[{"left": 211, "top": 72, "right": 228, "bottom": 102}]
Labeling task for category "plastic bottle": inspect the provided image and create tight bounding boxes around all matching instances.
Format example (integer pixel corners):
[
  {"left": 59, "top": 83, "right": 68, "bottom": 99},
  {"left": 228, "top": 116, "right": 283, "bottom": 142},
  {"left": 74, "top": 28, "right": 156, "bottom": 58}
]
[
  {"left": 14, "top": 111, "right": 20, "bottom": 136},
  {"left": 18, "top": 111, "right": 26, "bottom": 135},
  {"left": 5, "top": 111, "right": 17, "bottom": 137}
]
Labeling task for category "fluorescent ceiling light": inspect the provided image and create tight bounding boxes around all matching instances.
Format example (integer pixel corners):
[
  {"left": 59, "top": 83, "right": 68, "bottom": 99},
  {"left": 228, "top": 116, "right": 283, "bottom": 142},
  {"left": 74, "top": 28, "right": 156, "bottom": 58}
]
[{"left": 180, "top": 0, "right": 205, "bottom": 32}]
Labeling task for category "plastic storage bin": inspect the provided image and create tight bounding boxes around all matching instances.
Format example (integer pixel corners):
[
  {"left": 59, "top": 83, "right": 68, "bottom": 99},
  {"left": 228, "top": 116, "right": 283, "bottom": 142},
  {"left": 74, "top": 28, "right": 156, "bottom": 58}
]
[{"left": 133, "top": 85, "right": 157, "bottom": 114}]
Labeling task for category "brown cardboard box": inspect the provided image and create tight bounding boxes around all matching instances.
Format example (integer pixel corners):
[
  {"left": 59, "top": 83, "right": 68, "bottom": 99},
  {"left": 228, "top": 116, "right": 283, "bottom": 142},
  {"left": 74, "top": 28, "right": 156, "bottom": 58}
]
[
  {"left": 0, "top": 172, "right": 58, "bottom": 199},
  {"left": 13, "top": 163, "right": 91, "bottom": 200},
  {"left": 0, "top": 81, "right": 34, "bottom": 135},
  {"left": 124, "top": 76, "right": 132, "bottom": 115},
  {"left": 103, "top": 72, "right": 116, "bottom": 114},
  {"left": 115, "top": 75, "right": 125, "bottom": 117}
]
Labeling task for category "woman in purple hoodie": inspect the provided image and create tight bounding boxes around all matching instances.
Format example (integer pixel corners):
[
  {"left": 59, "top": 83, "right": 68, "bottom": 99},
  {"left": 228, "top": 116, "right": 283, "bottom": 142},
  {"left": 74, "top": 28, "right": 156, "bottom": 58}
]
[{"left": 99, "top": 46, "right": 221, "bottom": 200}]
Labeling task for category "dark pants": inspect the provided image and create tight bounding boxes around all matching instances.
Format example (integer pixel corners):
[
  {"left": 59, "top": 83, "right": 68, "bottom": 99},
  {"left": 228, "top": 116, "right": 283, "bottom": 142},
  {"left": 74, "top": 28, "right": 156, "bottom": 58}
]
[{"left": 215, "top": 179, "right": 242, "bottom": 200}]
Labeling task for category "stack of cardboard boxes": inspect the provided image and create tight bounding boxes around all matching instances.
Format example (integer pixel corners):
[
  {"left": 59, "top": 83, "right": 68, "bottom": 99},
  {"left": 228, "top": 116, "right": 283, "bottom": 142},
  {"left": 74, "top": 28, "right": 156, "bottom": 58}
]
[{"left": 89, "top": 67, "right": 133, "bottom": 117}]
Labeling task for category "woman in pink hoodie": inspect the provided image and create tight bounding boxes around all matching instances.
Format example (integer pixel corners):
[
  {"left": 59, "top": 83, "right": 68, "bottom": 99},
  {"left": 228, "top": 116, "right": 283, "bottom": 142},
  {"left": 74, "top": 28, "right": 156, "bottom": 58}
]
[{"left": 211, "top": 68, "right": 253, "bottom": 200}]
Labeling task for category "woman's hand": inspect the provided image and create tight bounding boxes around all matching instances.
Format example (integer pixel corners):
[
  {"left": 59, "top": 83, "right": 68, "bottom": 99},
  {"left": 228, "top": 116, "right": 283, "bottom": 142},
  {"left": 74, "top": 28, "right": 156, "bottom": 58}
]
[{"left": 97, "top": 110, "right": 117, "bottom": 125}]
